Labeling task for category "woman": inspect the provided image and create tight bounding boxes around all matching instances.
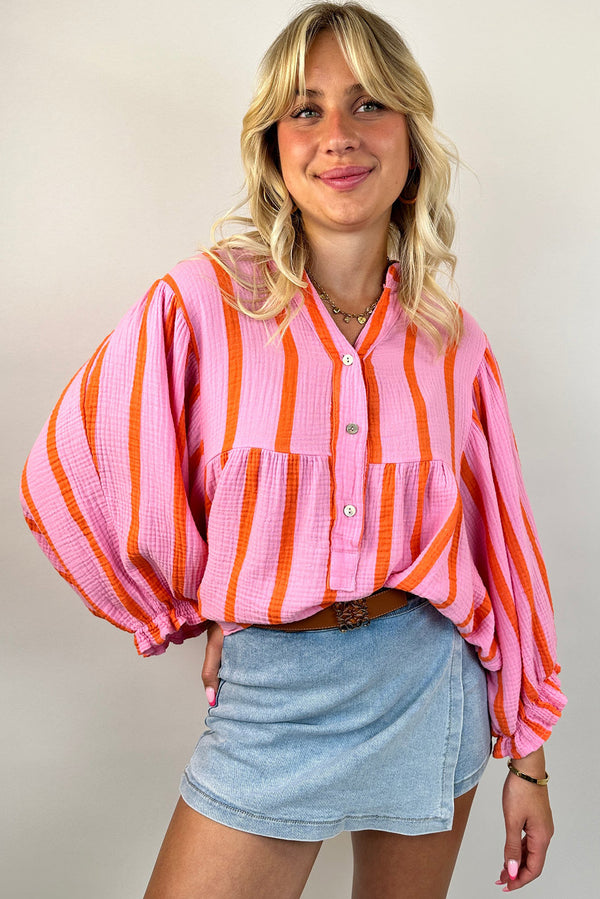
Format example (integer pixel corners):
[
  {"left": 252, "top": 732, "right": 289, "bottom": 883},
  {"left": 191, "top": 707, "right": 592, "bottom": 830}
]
[{"left": 20, "top": 3, "right": 566, "bottom": 897}]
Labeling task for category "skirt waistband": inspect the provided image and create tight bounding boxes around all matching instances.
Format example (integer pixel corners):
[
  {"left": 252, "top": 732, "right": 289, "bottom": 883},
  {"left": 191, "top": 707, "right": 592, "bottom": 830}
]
[{"left": 252, "top": 587, "right": 410, "bottom": 633}]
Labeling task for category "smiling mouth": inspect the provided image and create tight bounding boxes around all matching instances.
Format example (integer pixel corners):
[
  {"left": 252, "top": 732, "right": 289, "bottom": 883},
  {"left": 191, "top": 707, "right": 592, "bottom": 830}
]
[{"left": 317, "top": 167, "right": 372, "bottom": 191}]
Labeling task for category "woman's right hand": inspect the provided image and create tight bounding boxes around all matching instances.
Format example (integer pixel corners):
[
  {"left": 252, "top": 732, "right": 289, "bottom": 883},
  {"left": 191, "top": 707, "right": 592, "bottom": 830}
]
[{"left": 202, "top": 621, "right": 224, "bottom": 706}]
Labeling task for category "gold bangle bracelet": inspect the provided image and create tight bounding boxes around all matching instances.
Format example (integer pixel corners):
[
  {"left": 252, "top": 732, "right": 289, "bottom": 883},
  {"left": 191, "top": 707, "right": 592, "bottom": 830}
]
[{"left": 507, "top": 759, "right": 549, "bottom": 786}]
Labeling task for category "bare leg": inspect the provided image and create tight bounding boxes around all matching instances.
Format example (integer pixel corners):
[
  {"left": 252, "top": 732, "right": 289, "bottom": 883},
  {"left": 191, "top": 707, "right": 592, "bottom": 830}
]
[
  {"left": 143, "top": 797, "right": 323, "bottom": 899},
  {"left": 350, "top": 785, "right": 478, "bottom": 899}
]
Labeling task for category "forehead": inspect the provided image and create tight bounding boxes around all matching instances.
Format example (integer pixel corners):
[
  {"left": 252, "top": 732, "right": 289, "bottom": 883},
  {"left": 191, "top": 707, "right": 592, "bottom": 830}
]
[{"left": 303, "top": 30, "right": 355, "bottom": 77}]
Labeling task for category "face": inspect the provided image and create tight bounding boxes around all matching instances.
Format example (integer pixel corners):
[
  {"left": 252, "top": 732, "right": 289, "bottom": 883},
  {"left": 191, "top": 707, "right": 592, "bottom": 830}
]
[{"left": 276, "top": 30, "right": 411, "bottom": 241}]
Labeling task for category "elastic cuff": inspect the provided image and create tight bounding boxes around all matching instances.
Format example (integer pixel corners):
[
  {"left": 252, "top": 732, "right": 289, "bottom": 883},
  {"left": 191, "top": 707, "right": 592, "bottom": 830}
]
[
  {"left": 134, "top": 603, "right": 208, "bottom": 657},
  {"left": 492, "top": 666, "right": 567, "bottom": 759}
]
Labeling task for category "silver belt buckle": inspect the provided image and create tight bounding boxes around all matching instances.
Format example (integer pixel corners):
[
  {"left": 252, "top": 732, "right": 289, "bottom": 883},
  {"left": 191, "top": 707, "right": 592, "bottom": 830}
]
[{"left": 334, "top": 597, "right": 371, "bottom": 632}]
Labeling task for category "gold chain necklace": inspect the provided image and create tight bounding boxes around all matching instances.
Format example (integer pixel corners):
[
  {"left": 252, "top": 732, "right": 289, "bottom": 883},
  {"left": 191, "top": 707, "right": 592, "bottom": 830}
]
[{"left": 307, "top": 268, "right": 388, "bottom": 325}]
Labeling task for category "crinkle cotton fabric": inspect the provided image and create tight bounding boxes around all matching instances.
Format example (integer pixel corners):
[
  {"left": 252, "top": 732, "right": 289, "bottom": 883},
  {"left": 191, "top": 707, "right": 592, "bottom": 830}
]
[
  {"left": 181, "top": 595, "right": 492, "bottom": 839},
  {"left": 20, "top": 253, "right": 566, "bottom": 759}
]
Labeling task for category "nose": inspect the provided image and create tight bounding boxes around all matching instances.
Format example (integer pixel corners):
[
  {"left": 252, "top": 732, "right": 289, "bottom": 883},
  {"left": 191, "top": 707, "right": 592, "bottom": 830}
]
[{"left": 321, "top": 109, "right": 359, "bottom": 154}]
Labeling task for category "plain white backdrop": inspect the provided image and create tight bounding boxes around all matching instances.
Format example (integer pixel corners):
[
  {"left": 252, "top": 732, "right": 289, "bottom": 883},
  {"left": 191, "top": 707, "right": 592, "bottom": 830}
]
[{"left": 2, "top": 1, "right": 598, "bottom": 896}]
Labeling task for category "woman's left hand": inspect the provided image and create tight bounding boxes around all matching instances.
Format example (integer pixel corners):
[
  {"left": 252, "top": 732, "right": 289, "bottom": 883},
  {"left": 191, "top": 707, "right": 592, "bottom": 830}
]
[{"left": 496, "top": 753, "right": 554, "bottom": 891}]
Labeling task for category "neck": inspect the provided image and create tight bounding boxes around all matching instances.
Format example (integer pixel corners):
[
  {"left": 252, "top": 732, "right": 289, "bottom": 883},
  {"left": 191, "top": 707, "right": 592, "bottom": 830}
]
[{"left": 304, "top": 225, "right": 390, "bottom": 312}]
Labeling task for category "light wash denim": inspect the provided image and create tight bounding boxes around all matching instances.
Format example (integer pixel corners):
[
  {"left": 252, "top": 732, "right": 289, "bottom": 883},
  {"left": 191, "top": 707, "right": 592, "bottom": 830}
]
[{"left": 180, "top": 594, "right": 492, "bottom": 840}]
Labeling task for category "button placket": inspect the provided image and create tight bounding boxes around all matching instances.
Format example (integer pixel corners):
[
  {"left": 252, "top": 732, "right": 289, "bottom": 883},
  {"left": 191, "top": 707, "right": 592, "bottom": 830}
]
[{"left": 328, "top": 352, "right": 368, "bottom": 591}]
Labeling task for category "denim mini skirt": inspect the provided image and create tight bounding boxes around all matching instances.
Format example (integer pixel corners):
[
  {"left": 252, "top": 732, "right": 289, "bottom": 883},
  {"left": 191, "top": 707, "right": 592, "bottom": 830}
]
[{"left": 180, "top": 594, "right": 492, "bottom": 840}]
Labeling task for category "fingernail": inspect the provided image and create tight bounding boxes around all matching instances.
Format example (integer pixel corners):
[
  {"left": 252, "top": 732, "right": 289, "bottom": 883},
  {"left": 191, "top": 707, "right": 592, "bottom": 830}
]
[
  {"left": 495, "top": 880, "right": 503, "bottom": 885},
  {"left": 502, "top": 888, "right": 509, "bottom": 893},
  {"left": 507, "top": 860, "right": 519, "bottom": 880},
  {"left": 206, "top": 687, "right": 216, "bottom": 706}
]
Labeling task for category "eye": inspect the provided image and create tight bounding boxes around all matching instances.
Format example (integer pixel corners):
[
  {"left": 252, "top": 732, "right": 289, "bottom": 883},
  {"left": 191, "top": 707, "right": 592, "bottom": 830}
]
[
  {"left": 356, "top": 98, "right": 386, "bottom": 113},
  {"left": 290, "top": 104, "right": 320, "bottom": 119}
]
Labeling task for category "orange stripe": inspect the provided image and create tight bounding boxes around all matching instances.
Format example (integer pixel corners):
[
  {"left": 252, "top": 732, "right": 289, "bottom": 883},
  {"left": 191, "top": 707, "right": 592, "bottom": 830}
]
[
  {"left": 126, "top": 289, "right": 179, "bottom": 606},
  {"left": 476, "top": 362, "right": 520, "bottom": 460},
  {"left": 321, "top": 454, "right": 339, "bottom": 608},
  {"left": 403, "top": 325, "right": 432, "bottom": 458},
  {"left": 364, "top": 354, "right": 382, "bottom": 463},
  {"left": 491, "top": 467, "right": 555, "bottom": 676},
  {"left": 274, "top": 313, "right": 299, "bottom": 454},
  {"left": 517, "top": 700, "right": 552, "bottom": 741},
  {"left": 472, "top": 599, "right": 494, "bottom": 633},
  {"left": 163, "top": 274, "right": 200, "bottom": 365},
  {"left": 492, "top": 732, "right": 518, "bottom": 760},
  {"left": 455, "top": 606, "right": 474, "bottom": 628},
  {"left": 321, "top": 336, "right": 343, "bottom": 609},
  {"left": 472, "top": 376, "right": 483, "bottom": 424},
  {"left": 21, "top": 460, "right": 130, "bottom": 633},
  {"left": 373, "top": 463, "right": 396, "bottom": 587},
  {"left": 484, "top": 346, "right": 502, "bottom": 391},
  {"left": 471, "top": 408, "right": 484, "bottom": 434},
  {"left": 478, "top": 633, "right": 499, "bottom": 664},
  {"left": 444, "top": 340, "right": 457, "bottom": 473},
  {"left": 301, "top": 283, "right": 340, "bottom": 360},
  {"left": 522, "top": 672, "right": 564, "bottom": 717},
  {"left": 224, "top": 447, "right": 262, "bottom": 620},
  {"left": 397, "top": 489, "right": 462, "bottom": 591},
  {"left": 189, "top": 441, "right": 206, "bottom": 533},
  {"left": 171, "top": 405, "right": 188, "bottom": 603},
  {"left": 357, "top": 285, "right": 391, "bottom": 359},
  {"left": 267, "top": 454, "right": 300, "bottom": 623},
  {"left": 44, "top": 372, "right": 159, "bottom": 636},
  {"left": 410, "top": 461, "right": 429, "bottom": 559},
  {"left": 206, "top": 260, "right": 244, "bottom": 454},
  {"left": 403, "top": 328, "right": 432, "bottom": 558},
  {"left": 521, "top": 501, "right": 554, "bottom": 612},
  {"left": 493, "top": 669, "right": 510, "bottom": 738},
  {"left": 189, "top": 444, "right": 202, "bottom": 471},
  {"left": 203, "top": 444, "right": 213, "bottom": 524},
  {"left": 301, "top": 281, "right": 344, "bottom": 607},
  {"left": 79, "top": 336, "right": 111, "bottom": 475},
  {"left": 164, "top": 296, "right": 177, "bottom": 359},
  {"left": 460, "top": 455, "right": 520, "bottom": 637},
  {"left": 189, "top": 380, "right": 201, "bottom": 409},
  {"left": 454, "top": 596, "right": 495, "bottom": 642},
  {"left": 435, "top": 512, "right": 462, "bottom": 610}
]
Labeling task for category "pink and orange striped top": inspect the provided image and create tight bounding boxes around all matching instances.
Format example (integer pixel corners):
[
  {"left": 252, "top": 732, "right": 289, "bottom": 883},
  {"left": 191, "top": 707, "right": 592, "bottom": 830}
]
[{"left": 21, "top": 254, "right": 566, "bottom": 759}]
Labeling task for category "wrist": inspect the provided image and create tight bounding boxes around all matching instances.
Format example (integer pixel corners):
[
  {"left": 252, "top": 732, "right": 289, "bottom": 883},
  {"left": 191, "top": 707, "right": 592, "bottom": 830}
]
[
  {"left": 509, "top": 746, "right": 546, "bottom": 780},
  {"left": 507, "top": 759, "right": 549, "bottom": 786},
  {"left": 508, "top": 746, "right": 547, "bottom": 781}
]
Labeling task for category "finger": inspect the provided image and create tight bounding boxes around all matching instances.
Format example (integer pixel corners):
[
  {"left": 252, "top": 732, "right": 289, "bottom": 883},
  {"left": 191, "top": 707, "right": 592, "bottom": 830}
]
[
  {"left": 503, "top": 817, "right": 524, "bottom": 885},
  {"left": 201, "top": 623, "right": 224, "bottom": 705},
  {"left": 506, "top": 832, "right": 549, "bottom": 890}
]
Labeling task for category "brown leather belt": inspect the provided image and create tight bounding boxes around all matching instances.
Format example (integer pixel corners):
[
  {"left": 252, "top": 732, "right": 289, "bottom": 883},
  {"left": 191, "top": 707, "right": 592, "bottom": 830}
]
[{"left": 252, "top": 587, "right": 410, "bottom": 633}]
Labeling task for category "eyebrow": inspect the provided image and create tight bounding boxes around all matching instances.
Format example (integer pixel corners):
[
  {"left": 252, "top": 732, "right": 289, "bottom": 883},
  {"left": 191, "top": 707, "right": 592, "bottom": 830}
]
[{"left": 296, "top": 83, "right": 365, "bottom": 97}]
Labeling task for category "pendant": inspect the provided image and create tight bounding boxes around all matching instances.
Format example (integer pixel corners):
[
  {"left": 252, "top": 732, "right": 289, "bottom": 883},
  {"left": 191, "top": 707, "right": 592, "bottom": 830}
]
[
  {"left": 332, "top": 306, "right": 340, "bottom": 314},
  {"left": 357, "top": 315, "right": 367, "bottom": 324},
  {"left": 343, "top": 315, "right": 351, "bottom": 323}
]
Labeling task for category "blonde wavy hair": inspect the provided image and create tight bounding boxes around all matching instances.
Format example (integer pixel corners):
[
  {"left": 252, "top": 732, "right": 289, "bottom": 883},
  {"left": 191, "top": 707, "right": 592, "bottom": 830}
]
[{"left": 204, "top": 1, "right": 463, "bottom": 353}]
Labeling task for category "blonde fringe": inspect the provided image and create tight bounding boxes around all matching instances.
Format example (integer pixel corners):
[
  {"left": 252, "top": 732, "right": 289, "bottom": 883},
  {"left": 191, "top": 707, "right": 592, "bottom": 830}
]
[{"left": 199, "top": 2, "right": 464, "bottom": 357}]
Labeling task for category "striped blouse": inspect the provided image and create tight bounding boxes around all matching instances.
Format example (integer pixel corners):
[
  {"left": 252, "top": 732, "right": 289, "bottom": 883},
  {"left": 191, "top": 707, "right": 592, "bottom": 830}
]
[{"left": 20, "top": 253, "right": 566, "bottom": 759}]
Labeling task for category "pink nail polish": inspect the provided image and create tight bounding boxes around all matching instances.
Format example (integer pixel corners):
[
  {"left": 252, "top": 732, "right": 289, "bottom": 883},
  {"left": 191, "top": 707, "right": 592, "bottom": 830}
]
[
  {"left": 206, "top": 686, "right": 216, "bottom": 706},
  {"left": 507, "top": 860, "right": 519, "bottom": 880},
  {"left": 495, "top": 880, "right": 503, "bottom": 885},
  {"left": 502, "top": 888, "right": 509, "bottom": 893}
]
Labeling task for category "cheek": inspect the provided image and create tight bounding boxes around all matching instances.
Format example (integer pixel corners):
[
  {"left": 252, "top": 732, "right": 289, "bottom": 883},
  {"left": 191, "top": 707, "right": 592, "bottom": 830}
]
[{"left": 276, "top": 125, "right": 310, "bottom": 180}]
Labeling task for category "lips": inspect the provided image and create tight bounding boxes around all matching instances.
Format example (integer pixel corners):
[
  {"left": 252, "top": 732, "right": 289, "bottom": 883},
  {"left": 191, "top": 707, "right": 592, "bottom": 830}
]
[{"left": 317, "top": 166, "right": 372, "bottom": 190}]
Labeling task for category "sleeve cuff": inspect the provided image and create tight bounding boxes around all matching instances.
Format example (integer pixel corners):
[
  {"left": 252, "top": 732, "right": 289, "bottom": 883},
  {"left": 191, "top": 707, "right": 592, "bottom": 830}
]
[
  {"left": 133, "top": 601, "right": 209, "bottom": 657},
  {"left": 492, "top": 665, "right": 567, "bottom": 759}
]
